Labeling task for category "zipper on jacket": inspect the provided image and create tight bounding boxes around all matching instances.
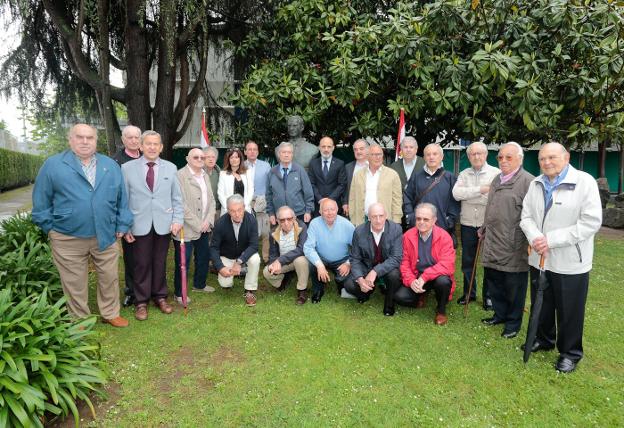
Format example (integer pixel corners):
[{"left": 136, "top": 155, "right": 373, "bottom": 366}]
[{"left": 575, "top": 243, "right": 582, "bottom": 263}]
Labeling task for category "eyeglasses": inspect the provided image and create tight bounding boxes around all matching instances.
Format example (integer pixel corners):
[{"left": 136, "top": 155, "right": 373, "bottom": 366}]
[
  {"left": 278, "top": 217, "right": 294, "bottom": 223},
  {"left": 191, "top": 156, "right": 205, "bottom": 160},
  {"left": 415, "top": 217, "right": 433, "bottom": 222},
  {"left": 497, "top": 155, "right": 515, "bottom": 161},
  {"left": 369, "top": 153, "right": 384, "bottom": 157},
  {"left": 469, "top": 152, "right": 487, "bottom": 157}
]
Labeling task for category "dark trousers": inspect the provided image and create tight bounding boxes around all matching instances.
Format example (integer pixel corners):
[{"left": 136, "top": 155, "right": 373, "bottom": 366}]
[
  {"left": 460, "top": 225, "right": 488, "bottom": 300},
  {"left": 485, "top": 267, "right": 528, "bottom": 334},
  {"left": 309, "top": 257, "right": 349, "bottom": 297},
  {"left": 343, "top": 268, "right": 402, "bottom": 312},
  {"left": 394, "top": 275, "right": 452, "bottom": 314},
  {"left": 173, "top": 232, "right": 211, "bottom": 297},
  {"left": 530, "top": 267, "right": 589, "bottom": 362},
  {"left": 132, "top": 228, "right": 170, "bottom": 305},
  {"left": 121, "top": 238, "right": 135, "bottom": 297}
]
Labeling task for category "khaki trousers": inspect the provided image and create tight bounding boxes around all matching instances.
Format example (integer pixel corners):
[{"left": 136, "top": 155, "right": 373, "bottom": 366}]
[
  {"left": 255, "top": 211, "right": 270, "bottom": 262},
  {"left": 262, "top": 256, "right": 309, "bottom": 290},
  {"left": 218, "top": 253, "right": 261, "bottom": 290},
  {"left": 48, "top": 230, "right": 120, "bottom": 319}
]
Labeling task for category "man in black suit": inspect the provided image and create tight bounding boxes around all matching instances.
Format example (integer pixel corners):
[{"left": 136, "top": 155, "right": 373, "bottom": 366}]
[
  {"left": 308, "top": 136, "right": 347, "bottom": 216},
  {"left": 209, "top": 194, "right": 260, "bottom": 306},
  {"left": 342, "top": 138, "right": 369, "bottom": 218}
]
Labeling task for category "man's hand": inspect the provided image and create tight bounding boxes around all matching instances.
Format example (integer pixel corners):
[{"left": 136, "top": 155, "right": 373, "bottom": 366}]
[
  {"left": 303, "top": 213, "right": 311, "bottom": 223},
  {"left": 477, "top": 227, "right": 484, "bottom": 240},
  {"left": 170, "top": 223, "right": 183, "bottom": 236},
  {"left": 231, "top": 261, "right": 242, "bottom": 276},
  {"left": 480, "top": 185, "right": 490, "bottom": 195},
  {"left": 267, "top": 260, "right": 282, "bottom": 275},
  {"left": 200, "top": 221, "right": 211, "bottom": 233},
  {"left": 410, "top": 277, "right": 425, "bottom": 293},
  {"left": 124, "top": 232, "right": 136, "bottom": 243},
  {"left": 316, "top": 264, "right": 331, "bottom": 283},
  {"left": 337, "top": 262, "right": 351, "bottom": 277},
  {"left": 364, "top": 270, "right": 377, "bottom": 285},
  {"left": 357, "top": 277, "right": 373, "bottom": 293},
  {"left": 342, "top": 204, "right": 349, "bottom": 217},
  {"left": 116, "top": 232, "right": 124, "bottom": 239},
  {"left": 269, "top": 215, "right": 277, "bottom": 226},
  {"left": 531, "top": 236, "right": 549, "bottom": 255},
  {"left": 219, "top": 267, "right": 232, "bottom": 277}
]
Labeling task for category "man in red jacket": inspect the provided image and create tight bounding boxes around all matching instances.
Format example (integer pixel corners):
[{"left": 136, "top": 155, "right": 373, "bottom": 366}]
[{"left": 397, "top": 202, "right": 456, "bottom": 325}]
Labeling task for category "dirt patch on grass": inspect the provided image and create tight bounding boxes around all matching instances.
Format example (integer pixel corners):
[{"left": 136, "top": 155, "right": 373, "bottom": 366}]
[
  {"left": 212, "top": 345, "right": 245, "bottom": 368},
  {"left": 47, "top": 382, "right": 121, "bottom": 427},
  {"left": 598, "top": 226, "right": 624, "bottom": 240}
]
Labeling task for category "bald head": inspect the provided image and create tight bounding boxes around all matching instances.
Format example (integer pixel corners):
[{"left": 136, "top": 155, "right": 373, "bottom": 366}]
[
  {"left": 538, "top": 142, "right": 570, "bottom": 180},
  {"left": 368, "top": 203, "right": 387, "bottom": 233},
  {"left": 186, "top": 148, "right": 205, "bottom": 172}
]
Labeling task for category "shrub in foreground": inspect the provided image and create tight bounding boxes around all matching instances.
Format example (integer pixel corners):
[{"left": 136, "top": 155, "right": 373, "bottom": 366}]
[{"left": 0, "top": 290, "right": 107, "bottom": 427}]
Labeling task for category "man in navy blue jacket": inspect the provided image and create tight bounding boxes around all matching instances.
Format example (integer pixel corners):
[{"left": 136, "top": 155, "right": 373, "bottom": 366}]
[
  {"left": 32, "top": 123, "right": 133, "bottom": 327},
  {"left": 210, "top": 194, "right": 260, "bottom": 306}
]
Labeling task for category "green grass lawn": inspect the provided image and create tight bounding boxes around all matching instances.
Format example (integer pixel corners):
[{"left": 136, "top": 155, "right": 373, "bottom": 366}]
[{"left": 79, "top": 235, "right": 623, "bottom": 427}]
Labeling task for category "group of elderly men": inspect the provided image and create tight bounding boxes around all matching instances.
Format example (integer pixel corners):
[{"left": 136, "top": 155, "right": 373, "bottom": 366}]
[{"left": 32, "top": 119, "right": 602, "bottom": 373}]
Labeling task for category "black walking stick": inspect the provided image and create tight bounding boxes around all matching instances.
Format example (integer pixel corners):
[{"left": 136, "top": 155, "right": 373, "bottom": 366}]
[
  {"left": 524, "top": 254, "right": 548, "bottom": 363},
  {"left": 463, "top": 238, "right": 482, "bottom": 318}
]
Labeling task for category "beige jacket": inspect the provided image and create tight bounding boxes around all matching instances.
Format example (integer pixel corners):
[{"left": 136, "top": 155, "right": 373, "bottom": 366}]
[
  {"left": 452, "top": 163, "right": 500, "bottom": 227},
  {"left": 175, "top": 165, "right": 216, "bottom": 241},
  {"left": 348, "top": 165, "right": 403, "bottom": 226}
]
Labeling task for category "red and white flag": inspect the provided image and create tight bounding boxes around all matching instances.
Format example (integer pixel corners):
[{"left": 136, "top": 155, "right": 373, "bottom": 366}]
[
  {"left": 200, "top": 110, "right": 211, "bottom": 148},
  {"left": 395, "top": 108, "right": 405, "bottom": 161}
]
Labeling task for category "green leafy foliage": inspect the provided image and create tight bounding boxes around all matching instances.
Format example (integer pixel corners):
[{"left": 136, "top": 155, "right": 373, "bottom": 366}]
[
  {"left": 233, "top": 0, "right": 624, "bottom": 149},
  {"left": 0, "top": 213, "right": 63, "bottom": 303},
  {"left": 0, "top": 290, "right": 106, "bottom": 427},
  {"left": 0, "top": 148, "right": 43, "bottom": 192}
]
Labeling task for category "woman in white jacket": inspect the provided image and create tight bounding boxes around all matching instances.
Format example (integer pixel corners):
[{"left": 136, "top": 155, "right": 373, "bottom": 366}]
[{"left": 217, "top": 148, "right": 254, "bottom": 215}]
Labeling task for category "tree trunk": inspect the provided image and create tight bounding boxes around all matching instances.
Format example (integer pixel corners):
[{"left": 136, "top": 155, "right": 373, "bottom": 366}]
[
  {"left": 125, "top": 0, "right": 151, "bottom": 133},
  {"left": 598, "top": 140, "right": 607, "bottom": 178},
  {"left": 619, "top": 142, "right": 623, "bottom": 194},
  {"left": 96, "top": 0, "right": 118, "bottom": 155},
  {"left": 152, "top": 0, "right": 177, "bottom": 159}
]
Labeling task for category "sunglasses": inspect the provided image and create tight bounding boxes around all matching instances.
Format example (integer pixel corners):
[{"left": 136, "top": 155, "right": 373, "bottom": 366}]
[
  {"left": 497, "top": 155, "right": 515, "bottom": 161},
  {"left": 278, "top": 217, "right": 294, "bottom": 223},
  {"left": 191, "top": 156, "right": 205, "bottom": 160}
]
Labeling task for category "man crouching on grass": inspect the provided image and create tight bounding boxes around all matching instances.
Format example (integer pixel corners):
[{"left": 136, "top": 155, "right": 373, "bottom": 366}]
[{"left": 397, "top": 203, "right": 456, "bottom": 325}]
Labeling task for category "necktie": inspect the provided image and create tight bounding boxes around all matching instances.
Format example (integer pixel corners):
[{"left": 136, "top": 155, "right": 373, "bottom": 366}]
[
  {"left": 323, "top": 160, "right": 329, "bottom": 176},
  {"left": 146, "top": 162, "right": 155, "bottom": 191},
  {"left": 282, "top": 167, "right": 289, "bottom": 183}
]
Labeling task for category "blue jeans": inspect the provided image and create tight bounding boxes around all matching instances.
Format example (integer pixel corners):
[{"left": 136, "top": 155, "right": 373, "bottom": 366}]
[
  {"left": 173, "top": 232, "right": 211, "bottom": 297},
  {"left": 460, "top": 225, "right": 489, "bottom": 300}
]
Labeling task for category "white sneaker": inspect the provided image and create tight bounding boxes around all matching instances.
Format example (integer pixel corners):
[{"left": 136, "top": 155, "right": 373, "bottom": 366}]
[
  {"left": 192, "top": 285, "right": 216, "bottom": 293},
  {"left": 340, "top": 289, "right": 357, "bottom": 299},
  {"left": 174, "top": 295, "right": 191, "bottom": 305}
]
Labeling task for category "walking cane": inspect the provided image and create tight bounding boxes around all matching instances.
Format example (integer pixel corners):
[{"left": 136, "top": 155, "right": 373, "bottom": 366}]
[{"left": 464, "top": 238, "right": 482, "bottom": 318}]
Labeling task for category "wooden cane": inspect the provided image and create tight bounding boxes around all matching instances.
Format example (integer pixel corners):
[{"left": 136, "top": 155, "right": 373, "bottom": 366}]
[{"left": 464, "top": 237, "right": 482, "bottom": 318}]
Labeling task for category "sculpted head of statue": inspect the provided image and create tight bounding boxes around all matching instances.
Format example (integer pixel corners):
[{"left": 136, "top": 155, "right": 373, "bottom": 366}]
[{"left": 286, "top": 115, "right": 304, "bottom": 140}]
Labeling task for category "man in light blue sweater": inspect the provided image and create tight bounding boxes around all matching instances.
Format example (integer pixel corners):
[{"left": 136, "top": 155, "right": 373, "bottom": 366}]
[{"left": 303, "top": 198, "right": 355, "bottom": 303}]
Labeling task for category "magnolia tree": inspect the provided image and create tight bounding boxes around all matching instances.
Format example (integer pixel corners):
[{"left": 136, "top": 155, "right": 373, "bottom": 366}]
[{"left": 233, "top": 0, "right": 624, "bottom": 167}]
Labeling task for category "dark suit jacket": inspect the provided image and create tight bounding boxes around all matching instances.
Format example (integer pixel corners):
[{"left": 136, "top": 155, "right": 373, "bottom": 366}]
[
  {"left": 209, "top": 211, "right": 258, "bottom": 269},
  {"left": 342, "top": 161, "right": 356, "bottom": 207},
  {"left": 390, "top": 157, "right": 426, "bottom": 190},
  {"left": 308, "top": 157, "right": 347, "bottom": 208},
  {"left": 349, "top": 220, "right": 403, "bottom": 279}
]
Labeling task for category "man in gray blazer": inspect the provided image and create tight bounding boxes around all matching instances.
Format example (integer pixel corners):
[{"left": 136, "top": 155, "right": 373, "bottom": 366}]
[
  {"left": 122, "top": 130, "right": 184, "bottom": 321},
  {"left": 390, "top": 136, "right": 425, "bottom": 190}
]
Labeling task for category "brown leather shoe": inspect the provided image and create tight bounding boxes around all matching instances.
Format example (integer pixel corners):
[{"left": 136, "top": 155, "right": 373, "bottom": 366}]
[
  {"left": 155, "top": 298, "right": 173, "bottom": 314},
  {"left": 296, "top": 290, "right": 308, "bottom": 305},
  {"left": 135, "top": 304, "right": 148, "bottom": 321},
  {"left": 415, "top": 294, "right": 426, "bottom": 309},
  {"left": 244, "top": 291, "right": 257, "bottom": 307},
  {"left": 103, "top": 316, "right": 129, "bottom": 327},
  {"left": 434, "top": 312, "right": 448, "bottom": 326}
]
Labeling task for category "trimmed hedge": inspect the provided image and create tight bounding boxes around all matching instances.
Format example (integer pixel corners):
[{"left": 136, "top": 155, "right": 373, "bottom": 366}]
[{"left": 0, "top": 148, "right": 44, "bottom": 191}]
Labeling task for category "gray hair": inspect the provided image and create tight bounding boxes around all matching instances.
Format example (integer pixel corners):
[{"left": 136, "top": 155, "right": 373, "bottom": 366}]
[
  {"left": 277, "top": 205, "right": 295, "bottom": 219},
  {"left": 202, "top": 146, "right": 218, "bottom": 156},
  {"left": 402, "top": 136, "right": 418, "bottom": 148},
  {"left": 423, "top": 143, "right": 443, "bottom": 156},
  {"left": 466, "top": 141, "right": 487, "bottom": 155},
  {"left": 277, "top": 141, "right": 294, "bottom": 155},
  {"left": 367, "top": 202, "right": 387, "bottom": 217},
  {"left": 226, "top": 194, "right": 245, "bottom": 208},
  {"left": 502, "top": 141, "right": 524, "bottom": 158},
  {"left": 415, "top": 202, "right": 437, "bottom": 218},
  {"left": 353, "top": 138, "right": 369, "bottom": 148},
  {"left": 368, "top": 142, "right": 383, "bottom": 152},
  {"left": 122, "top": 125, "right": 141, "bottom": 138},
  {"left": 140, "top": 130, "right": 162, "bottom": 145}
]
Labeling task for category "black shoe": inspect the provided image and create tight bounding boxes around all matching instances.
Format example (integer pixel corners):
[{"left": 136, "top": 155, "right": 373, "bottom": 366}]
[
  {"left": 481, "top": 317, "right": 503, "bottom": 326},
  {"left": 555, "top": 357, "right": 577, "bottom": 373},
  {"left": 383, "top": 307, "right": 395, "bottom": 317},
  {"left": 358, "top": 296, "right": 370, "bottom": 304},
  {"left": 457, "top": 295, "right": 476, "bottom": 305},
  {"left": 521, "top": 341, "right": 555, "bottom": 353},
  {"left": 311, "top": 292, "right": 323, "bottom": 304},
  {"left": 501, "top": 330, "right": 519, "bottom": 339},
  {"left": 483, "top": 298, "right": 493, "bottom": 311},
  {"left": 123, "top": 295, "right": 135, "bottom": 307}
]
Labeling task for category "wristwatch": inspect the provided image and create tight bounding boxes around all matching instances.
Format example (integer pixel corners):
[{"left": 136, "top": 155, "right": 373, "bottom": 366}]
[{"left": 235, "top": 258, "right": 244, "bottom": 265}]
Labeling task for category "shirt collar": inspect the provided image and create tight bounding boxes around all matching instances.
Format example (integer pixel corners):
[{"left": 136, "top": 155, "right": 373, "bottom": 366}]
[
  {"left": 541, "top": 164, "right": 570, "bottom": 186},
  {"left": 424, "top": 165, "right": 441, "bottom": 175},
  {"left": 419, "top": 230, "right": 432, "bottom": 241}
]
